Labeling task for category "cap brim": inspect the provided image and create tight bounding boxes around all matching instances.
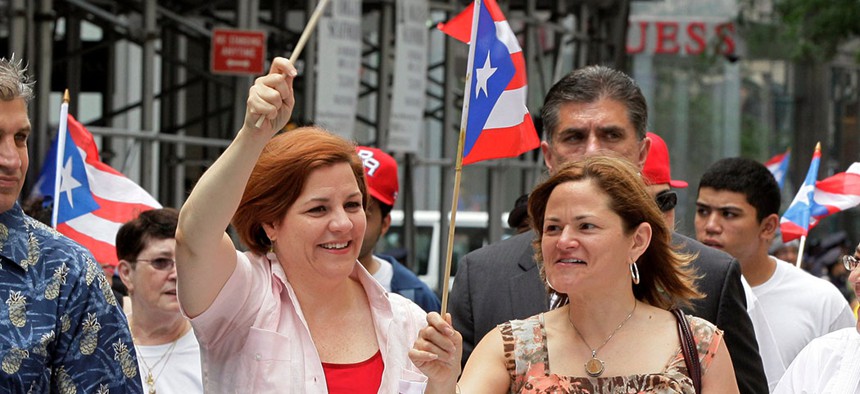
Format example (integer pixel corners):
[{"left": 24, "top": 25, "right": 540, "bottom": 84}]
[{"left": 669, "top": 180, "right": 688, "bottom": 188}]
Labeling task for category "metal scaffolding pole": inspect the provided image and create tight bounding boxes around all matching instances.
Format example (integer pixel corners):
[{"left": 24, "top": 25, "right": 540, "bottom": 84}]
[
  {"left": 142, "top": 0, "right": 158, "bottom": 195},
  {"left": 376, "top": 0, "right": 394, "bottom": 146},
  {"left": 32, "top": 0, "right": 53, "bottom": 186}
]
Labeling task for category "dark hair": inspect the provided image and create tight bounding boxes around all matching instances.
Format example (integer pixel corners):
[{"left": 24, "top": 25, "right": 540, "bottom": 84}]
[
  {"left": 232, "top": 127, "right": 367, "bottom": 255},
  {"left": 541, "top": 66, "right": 647, "bottom": 143},
  {"left": 116, "top": 208, "right": 179, "bottom": 262},
  {"left": 528, "top": 156, "right": 701, "bottom": 310},
  {"left": 699, "top": 157, "right": 781, "bottom": 221},
  {"left": 507, "top": 193, "right": 530, "bottom": 233},
  {"left": 374, "top": 197, "right": 393, "bottom": 220}
]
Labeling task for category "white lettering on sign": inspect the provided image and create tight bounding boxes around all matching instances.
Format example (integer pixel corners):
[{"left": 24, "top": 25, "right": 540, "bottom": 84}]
[{"left": 357, "top": 150, "right": 380, "bottom": 176}]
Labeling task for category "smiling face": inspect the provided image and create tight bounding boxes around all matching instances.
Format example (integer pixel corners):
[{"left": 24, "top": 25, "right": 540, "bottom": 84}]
[
  {"left": 266, "top": 162, "right": 367, "bottom": 281},
  {"left": 0, "top": 99, "right": 30, "bottom": 213},
  {"left": 119, "top": 237, "right": 179, "bottom": 317},
  {"left": 540, "top": 179, "right": 650, "bottom": 296},
  {"left": 541, "top": 98, "right": 649, "bottom": 175}
]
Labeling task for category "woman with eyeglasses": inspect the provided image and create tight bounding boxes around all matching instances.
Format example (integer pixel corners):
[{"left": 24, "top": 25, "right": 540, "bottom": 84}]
[
  {"left": 175, "top": 58, "right": 461, "bottom": 393},
  {"left": 116, "top": 208, "right": 204, "bottom": 393},
  {"left": 775, "top": 243, "right": 860, "bottom": 393}
]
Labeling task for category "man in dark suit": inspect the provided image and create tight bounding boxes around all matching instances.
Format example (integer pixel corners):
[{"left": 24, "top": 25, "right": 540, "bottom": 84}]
[{"left": 449, "top": 66, "right": 767, "bottom": 393}]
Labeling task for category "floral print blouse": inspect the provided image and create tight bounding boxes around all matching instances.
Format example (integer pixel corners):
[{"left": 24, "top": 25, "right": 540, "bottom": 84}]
[{"left": 500, "top": 313, "right": 722, "bottom": 394}]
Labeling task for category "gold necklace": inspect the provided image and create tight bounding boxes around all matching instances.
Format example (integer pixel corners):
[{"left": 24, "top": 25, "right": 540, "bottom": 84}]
[
  {"left": 136, "top": 338, "right": 179, "bottom": 394},
  {"left": 131, "top": 319, "right": 187, "bottom": 394},
  {"left": 568, "top": 301, "right": 637, "bottom": 377}
]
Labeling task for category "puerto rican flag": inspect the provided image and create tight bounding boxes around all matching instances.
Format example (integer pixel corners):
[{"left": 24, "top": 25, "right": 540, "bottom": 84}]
[
  {"left": 809, "top": 162, "right": 860, "bottom": 223},
  {"left": 31, "top": 113, "right": 161, "bottom": 266},
  {"left": 765, "top": 149, "right": 790, "bottom": 188},
  {"left": 780, "top": 144, "right": 821, "bottom": 242},
  {"left": 439, "top": 0, "right": 539, "bottom": 165}
]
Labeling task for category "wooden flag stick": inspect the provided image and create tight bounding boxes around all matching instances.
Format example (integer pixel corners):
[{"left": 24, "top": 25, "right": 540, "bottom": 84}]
[
  {"left": 254, "top": 0, "right": 331, "bottom": 128},
  {"left": 440, "top": 129, "right": 467, "bottom": 316}
]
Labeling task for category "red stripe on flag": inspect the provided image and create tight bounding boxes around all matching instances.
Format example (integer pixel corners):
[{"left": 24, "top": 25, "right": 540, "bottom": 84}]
[
  {"left": 506, "top": 51, "right": 526, "bottom": 90},
  {"left": 90, "top": 195, "right": 158, "bottom": 223},
  {"left": 484, "top": 0, "right": 506, "bottom": 22},
  {"left": 463, "top": 114, "right": 539, "bottom": 165},
  {"left": 780, "top": 221, "right": 805, "bottom": 243},
  {"left": 57, "top": 223, "right": 118, "bottom": 266},
  {"left": 816, "top": 172, "right": 860, "bottom": 194}
]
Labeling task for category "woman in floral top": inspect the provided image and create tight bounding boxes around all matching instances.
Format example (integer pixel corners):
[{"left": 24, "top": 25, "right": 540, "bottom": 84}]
[{"left": 416, "top": 156, "right": 739, "bottom": 393}]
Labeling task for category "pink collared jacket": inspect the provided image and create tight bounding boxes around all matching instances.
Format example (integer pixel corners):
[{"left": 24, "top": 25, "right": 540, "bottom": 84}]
[{"left": 187, "top": 251, "right": 429, "bottom": 393}]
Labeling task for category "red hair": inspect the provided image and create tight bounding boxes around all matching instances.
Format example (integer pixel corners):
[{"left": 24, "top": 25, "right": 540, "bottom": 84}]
[{"left": 232, "top": 127, "right": 367, "bottom": 255}]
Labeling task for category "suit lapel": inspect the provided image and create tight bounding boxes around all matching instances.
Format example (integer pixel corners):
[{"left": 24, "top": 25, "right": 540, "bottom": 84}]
[{"left": 508, "top": 231, "right": 550, "bottom": 319}]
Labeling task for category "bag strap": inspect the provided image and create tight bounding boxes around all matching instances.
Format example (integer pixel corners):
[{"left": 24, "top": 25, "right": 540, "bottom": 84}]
[{"left": 672, "top": 308, "right": 702, "bottom": 393}]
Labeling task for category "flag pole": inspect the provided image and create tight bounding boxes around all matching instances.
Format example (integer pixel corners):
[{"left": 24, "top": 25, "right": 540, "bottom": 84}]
[
  {"left": 440, "top": 130, "right": 467, "bottom": 316},
  {"left": 51, "top": 90, "right": 70, "bottom": 229},
  {"left": 795, "top": 235, "right": 806, "bottom": 268},
  {"left": 254, "top": 0, "right": 331, "bottom": 128},
  {"left": 440, "top": 0, "right": 482, "bottom": 316}
]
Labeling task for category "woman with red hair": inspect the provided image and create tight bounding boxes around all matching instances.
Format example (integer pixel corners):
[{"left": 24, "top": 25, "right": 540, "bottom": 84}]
[{"left": 175, "top": 58, "right": 460, "bottom": 393}]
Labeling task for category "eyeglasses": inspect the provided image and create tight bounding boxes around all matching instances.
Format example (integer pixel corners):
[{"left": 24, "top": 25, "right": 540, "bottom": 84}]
[
  {"left": 655, "top": 190, "right": 678, "bottom": 213},
  {"left": 843, "top": 255, "right": 860, "bottom": 271},
  {"left": 134, "top": 258, "right": 176, "bottom": 271}
]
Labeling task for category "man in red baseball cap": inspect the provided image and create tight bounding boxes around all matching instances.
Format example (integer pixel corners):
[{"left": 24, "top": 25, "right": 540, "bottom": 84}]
[
  {"left": 355, "top": 146, "right": 441, "bottom": 313},
  {"left": 642, "top": 132, "right": 688, "bottom": 230}
]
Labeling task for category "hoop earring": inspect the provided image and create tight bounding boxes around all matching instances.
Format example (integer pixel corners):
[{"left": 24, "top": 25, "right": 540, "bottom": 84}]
[{"left": 630, "top": 261, "right": 640, "bottom": 285}]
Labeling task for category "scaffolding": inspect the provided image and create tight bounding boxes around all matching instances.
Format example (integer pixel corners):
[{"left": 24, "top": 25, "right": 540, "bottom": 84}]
[{"left": 2, "top": 0, "right": 631, "bottom": 273}]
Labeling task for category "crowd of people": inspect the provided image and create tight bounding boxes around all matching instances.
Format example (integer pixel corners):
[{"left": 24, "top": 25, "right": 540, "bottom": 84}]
[{"left": 2, "top": 51, "right": 859, "bottom": 394}]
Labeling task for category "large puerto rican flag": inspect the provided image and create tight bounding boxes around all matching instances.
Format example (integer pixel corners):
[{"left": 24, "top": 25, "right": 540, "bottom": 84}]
[
  {"left": 31, "top": 113, "right": 161, "bottom": 266},
  {"left": 439, "top": 0, "right": 539, "bottom": 165}
]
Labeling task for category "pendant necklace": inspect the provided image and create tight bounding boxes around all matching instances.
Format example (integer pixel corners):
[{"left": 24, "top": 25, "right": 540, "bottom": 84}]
[
  {"left": 132, "top": 319, "right": 185, "bottom": 394},
  {"left": 137, "top": 338, "right": 179, "bottom": 394},
  {"left": 568, "top": 301, "right": 637, "bottom": 377}
]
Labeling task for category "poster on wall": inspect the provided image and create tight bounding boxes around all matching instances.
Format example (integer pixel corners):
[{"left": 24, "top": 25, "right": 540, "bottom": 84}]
[
  {"left": 315, "top": 0, "right": 362, "bottom": 139},
  {"left": 387, "top": 0, "right": 429, "bottom": 153}
]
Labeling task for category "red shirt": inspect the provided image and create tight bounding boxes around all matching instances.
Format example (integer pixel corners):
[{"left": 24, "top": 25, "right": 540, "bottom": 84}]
[{"left": 322, "top": 350, "right": 384, "bottom": 393}]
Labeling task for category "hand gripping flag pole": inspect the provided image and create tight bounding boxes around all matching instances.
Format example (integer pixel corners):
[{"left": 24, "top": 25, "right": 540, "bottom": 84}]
[{"left": 254, "top": 0, "right": 331, "bottom": 128}]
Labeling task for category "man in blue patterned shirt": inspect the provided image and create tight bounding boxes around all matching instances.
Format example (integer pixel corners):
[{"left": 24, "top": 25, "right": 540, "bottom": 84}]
[{"left": 0, "top": 57, "right": 143, "bottom": 393}]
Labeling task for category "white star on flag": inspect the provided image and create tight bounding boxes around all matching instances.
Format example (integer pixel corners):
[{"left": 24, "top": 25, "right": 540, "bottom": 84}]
[
  {"left": 59, "top": 156, "right": 82, "bottom": 208},
  {"left": 475, "top": 53, "right": 497, "bottom": 98}
]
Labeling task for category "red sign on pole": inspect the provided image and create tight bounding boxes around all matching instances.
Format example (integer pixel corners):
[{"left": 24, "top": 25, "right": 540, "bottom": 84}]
[{"left": 211, "top": 29, "right": 266, "bottom": 75}]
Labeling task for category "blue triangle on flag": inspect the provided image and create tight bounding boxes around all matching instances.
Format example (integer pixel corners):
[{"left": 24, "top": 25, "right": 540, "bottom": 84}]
[{"left": 35, "top": 126, "right": 100, "bottom": 223}]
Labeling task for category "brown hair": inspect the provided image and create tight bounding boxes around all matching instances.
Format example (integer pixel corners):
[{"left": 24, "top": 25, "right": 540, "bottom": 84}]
[
  {"left": 527, "top": 155, "right": 701, "bottom": 309},
  {"left": 232, "top": 127, "right": 367, "bottom": 255}
]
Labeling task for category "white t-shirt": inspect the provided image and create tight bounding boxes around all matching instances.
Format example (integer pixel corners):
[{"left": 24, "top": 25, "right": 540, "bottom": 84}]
[
  {"left": 136, "top": 328, "right": 204, "bottom": 394},
  {"left": 751, "top": 257, "right": 855, "bottom": 390},
  {"left": 370, "top": 255, "right": 394, "bottom": 291},
  {"left": 740, "top": 275, "right": 785, "bottom": 392},
  {"left": 774, "top": 327, "right": 860, "bottom": 393}
]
